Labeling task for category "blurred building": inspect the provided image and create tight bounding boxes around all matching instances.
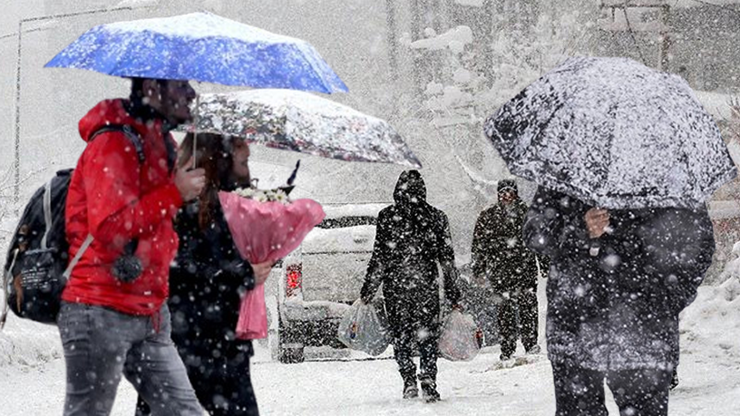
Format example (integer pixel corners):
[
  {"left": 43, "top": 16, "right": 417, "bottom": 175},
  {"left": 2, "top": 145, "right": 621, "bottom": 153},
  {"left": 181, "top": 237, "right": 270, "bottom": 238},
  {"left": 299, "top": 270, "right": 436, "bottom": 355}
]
[{"left": 3, "top": 0, "right": 740, "bottom": 272}]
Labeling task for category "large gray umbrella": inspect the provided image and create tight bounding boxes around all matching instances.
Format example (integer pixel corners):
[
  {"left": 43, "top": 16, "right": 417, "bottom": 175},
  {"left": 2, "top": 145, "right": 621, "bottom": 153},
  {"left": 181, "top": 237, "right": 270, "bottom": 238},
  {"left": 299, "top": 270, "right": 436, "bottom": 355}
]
[
  {"left": 187, "top": 89, "right": 421, "bottom": 168},
  {"left": 484, "top": 56, "right": 737, "bottom": 209}
]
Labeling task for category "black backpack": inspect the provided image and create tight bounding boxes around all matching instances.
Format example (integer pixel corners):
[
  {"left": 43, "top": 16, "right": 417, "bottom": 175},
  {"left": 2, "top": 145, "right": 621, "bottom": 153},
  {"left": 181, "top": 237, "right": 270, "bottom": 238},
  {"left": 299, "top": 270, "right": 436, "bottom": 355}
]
[{"left": 1, "top": 126, "right": 144, "bottom": 326}]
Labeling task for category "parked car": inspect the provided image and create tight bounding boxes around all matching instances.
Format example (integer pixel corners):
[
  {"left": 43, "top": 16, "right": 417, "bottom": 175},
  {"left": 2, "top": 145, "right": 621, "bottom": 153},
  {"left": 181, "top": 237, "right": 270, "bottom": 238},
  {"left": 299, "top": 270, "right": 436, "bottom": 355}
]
[{"left": 272, "top": 203, "right": 386, "bottom": 363}]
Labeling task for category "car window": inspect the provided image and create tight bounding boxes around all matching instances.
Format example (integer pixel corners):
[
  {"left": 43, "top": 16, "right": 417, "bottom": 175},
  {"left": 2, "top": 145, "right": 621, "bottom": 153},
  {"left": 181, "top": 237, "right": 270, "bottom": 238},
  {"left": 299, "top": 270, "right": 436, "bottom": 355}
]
[{"left": 316, "top": 216, "right": 376, "bottom": 229}]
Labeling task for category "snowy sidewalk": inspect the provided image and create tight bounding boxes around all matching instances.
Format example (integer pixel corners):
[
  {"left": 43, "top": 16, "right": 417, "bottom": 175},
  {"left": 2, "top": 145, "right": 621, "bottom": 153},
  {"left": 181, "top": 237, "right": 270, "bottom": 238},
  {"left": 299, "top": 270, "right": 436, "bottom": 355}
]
[{"left": 0, "top": 279, "right": 739, "bottom": 415}]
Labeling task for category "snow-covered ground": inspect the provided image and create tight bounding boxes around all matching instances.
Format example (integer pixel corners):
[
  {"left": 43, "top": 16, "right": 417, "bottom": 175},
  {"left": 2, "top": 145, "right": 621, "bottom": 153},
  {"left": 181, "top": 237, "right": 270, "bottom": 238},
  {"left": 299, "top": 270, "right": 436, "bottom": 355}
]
[{"left": 1, "top": 278, "right": 739, "bottom": 415}]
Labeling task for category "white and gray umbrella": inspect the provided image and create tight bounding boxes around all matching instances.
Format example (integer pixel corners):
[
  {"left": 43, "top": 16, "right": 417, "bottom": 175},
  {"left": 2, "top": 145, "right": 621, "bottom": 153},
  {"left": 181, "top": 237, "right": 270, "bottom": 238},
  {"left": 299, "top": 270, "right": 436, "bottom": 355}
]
[
  {"left": 484, "top": 56, "right": 737, "bottom": 209},
  {"left": 187, "top": 89, "right": 421, "bottom": 168}
]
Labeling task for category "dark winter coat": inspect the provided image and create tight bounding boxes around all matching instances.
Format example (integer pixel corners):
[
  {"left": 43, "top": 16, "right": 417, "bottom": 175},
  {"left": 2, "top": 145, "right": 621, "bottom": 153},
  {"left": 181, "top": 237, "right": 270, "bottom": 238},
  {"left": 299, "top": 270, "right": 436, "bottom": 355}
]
[
  {"left": 523, "top": 186, "right": 715, "bottom": 371},
  {"left": 168, "top": 199, "right": 256, "bottom": 360},
  {"left": 360, "top": 171, "right": 461, "bottom": 336},
  {"left": 471, "top": 198, "right": 548, "bottom": 293}
]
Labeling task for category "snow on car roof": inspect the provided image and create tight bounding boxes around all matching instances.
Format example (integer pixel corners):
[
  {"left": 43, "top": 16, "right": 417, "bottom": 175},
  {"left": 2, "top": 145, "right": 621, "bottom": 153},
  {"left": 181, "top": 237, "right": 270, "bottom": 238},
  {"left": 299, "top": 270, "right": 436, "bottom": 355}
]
[{"left": 321, "top": 203, "right": 389, "bottom": 219}]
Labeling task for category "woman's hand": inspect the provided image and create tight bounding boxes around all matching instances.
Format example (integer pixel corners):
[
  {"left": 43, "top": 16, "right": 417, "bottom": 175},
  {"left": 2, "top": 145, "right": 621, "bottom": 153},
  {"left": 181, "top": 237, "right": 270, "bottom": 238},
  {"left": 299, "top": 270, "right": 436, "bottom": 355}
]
[
  {"left": 584, "top": 208, "right": 610, "bottom": 239},
  {"left": 252, "top": 261, "right": 273, "bottom": 286}
]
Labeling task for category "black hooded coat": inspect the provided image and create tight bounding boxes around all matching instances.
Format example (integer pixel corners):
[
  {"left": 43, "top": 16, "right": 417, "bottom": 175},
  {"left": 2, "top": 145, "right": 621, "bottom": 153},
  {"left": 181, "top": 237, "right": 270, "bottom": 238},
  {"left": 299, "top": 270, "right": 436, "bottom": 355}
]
[
  {"left": 168, "top": 200, "right": 256, "bottom": 359},
  {"left": 137, "top": 198, "right": 259, "bottom": 415},
  {"left": 522, "top": 186, "right": 715, "bottom": 371},
  {"left": 360, "top": 171, "right": 461, "bottom": 337},
  {"left": 471, "top": 180, "right": 548, "bottom": 293}
]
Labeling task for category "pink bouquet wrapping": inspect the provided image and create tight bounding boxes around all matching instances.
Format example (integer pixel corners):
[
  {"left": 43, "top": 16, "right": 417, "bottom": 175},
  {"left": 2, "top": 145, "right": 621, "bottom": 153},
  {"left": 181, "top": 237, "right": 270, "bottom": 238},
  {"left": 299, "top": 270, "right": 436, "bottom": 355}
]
[{"left": 219, "top": 188, "right": 325, "bottom": 340}]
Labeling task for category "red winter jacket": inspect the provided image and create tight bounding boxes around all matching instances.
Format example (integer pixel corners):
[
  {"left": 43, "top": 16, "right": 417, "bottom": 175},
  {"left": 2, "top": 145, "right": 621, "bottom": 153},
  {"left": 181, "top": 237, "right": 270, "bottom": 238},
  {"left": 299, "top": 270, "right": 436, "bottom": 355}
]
[{"left": 62, "top": 99, "right": 183, "bottom": 316}]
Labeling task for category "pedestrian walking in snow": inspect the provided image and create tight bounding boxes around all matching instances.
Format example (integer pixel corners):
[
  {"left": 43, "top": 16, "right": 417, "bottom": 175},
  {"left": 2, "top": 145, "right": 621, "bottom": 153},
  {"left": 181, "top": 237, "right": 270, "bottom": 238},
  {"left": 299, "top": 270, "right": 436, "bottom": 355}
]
[
  {"left": 471, "top": 179, "right": 548, "bottom": 361},
  {"left": 135, "top": 133, "right": 272, "bottom": 415},
  {"left": 360, "top": 170, "right": 462, "bottom": 402},
  {"left": 523, "top": 187, "right": 715, "bottom": 415},
  {"left": 484, "top": 57, "right": 734, "bottom": 415},
  {"left": 58, "top": 78, "right": 206, "bottom": 415}
]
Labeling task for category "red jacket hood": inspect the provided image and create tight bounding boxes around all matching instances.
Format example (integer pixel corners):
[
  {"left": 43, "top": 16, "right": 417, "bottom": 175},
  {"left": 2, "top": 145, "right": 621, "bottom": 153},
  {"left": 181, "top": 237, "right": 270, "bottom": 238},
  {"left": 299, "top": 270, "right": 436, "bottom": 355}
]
[{"left": 79, "top": 99, "right": 151, "bottom": 143}]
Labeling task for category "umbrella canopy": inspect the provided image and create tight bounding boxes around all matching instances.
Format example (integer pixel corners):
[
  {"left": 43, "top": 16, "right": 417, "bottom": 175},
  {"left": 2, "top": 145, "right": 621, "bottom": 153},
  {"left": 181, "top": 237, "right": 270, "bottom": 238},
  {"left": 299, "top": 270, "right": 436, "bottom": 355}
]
[
  {"left": 186, "top": 89, "right": 421, "bottom": 168},
  {"left": 484, "top": 56, "right": 737, "bottom": 210},
  {"left": 45, "top": 12, "right": 348, "bottom": 93}
]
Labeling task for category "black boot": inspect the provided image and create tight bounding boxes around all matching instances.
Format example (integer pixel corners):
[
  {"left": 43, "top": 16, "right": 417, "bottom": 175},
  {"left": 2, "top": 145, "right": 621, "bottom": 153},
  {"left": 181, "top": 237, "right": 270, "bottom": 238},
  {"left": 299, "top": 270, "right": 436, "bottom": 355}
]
[
  {"left": 403, "top": 378, "right": 418, "bottom": 399},
  {"left": 669, "top": 369, "right": 679, "bottom": 390},
  {"left": 419, "top": 376, "right": 440, "bottom": 403}
]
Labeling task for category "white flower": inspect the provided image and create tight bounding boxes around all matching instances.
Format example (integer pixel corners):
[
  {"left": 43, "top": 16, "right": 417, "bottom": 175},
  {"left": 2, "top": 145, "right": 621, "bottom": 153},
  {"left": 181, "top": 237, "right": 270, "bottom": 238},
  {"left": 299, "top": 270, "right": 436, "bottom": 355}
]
[
  {"left": 232, "top": 186, "right": 291, "bottom": 205},
  {"left": 234, "top": 187, "right": 256, "bottom": 198}
]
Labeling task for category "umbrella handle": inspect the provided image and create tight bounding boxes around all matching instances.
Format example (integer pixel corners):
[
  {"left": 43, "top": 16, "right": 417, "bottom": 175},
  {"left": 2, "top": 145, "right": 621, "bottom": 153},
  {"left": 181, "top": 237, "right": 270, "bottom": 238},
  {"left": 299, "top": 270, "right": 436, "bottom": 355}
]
[
  {"left": 287, "top": 160, "right": 301, "bottom": 186},
  {"left": 192, "top": 94, "right": 200, "bottom": 170}
]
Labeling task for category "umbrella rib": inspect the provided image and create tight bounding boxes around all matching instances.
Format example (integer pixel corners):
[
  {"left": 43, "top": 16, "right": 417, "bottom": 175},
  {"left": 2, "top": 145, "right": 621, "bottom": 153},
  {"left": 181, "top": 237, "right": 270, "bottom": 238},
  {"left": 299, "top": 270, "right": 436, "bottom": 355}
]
[{"left": 528, "top": 101, "right": 565, "bottom": 156}]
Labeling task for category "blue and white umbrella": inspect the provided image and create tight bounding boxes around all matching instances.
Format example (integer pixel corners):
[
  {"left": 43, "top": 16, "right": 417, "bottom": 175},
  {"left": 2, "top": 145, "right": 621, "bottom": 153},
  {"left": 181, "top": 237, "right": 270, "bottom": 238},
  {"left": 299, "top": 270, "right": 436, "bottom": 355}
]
[{"left": 45, "top": 12, "right": 348, "bottom": 93}]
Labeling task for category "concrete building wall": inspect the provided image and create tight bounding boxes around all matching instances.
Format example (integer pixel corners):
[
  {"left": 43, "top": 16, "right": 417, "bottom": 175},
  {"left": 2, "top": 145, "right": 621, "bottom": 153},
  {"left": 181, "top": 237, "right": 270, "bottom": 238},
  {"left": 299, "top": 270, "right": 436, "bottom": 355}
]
[{"left": 595, "top": 0, "right": 740, "bottom": 93}]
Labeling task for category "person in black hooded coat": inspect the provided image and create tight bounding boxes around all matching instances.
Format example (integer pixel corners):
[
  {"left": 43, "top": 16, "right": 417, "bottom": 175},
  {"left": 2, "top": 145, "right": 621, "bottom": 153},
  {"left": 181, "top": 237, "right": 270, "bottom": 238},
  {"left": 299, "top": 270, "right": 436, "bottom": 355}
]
[
  {"left": 360, "top": 170, "right": 461, "bottom": 402},
  {"left": 522, "top": 186, "right": 715, "bottom": 416},
  {"left": 136, "top": 133, "right": 273, "bottom": 416}
]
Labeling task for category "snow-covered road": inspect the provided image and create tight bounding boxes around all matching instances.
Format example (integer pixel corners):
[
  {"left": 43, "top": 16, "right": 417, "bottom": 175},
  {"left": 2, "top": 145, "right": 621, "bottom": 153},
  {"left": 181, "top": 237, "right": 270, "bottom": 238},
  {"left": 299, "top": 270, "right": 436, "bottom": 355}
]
[{"left": 1, "top": 279, "right": 739, "bottom": 415}]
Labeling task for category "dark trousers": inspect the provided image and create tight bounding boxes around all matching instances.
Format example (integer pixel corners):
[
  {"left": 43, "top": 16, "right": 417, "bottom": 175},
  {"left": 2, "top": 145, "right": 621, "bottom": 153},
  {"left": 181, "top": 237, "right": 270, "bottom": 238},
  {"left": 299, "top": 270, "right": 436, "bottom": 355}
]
[
  {"left": 551, "top": 360, "right": 673, "bottom": 416},
  {"left": 136, "top": 344, "right": 258, "bottom": 416},
  {"left": 391, "top": 303, "right": 439, "bottom": 385},
  {"left": 496, "top": 286, "right": 538, "bottom": 357}
]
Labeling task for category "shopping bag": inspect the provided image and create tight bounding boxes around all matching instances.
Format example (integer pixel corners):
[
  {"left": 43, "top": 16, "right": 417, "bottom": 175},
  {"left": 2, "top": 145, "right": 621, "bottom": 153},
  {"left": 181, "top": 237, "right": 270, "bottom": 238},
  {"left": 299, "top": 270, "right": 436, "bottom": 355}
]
[
  {"left": 337, "top": 300, "right": 390, "bottom": 356},
  {"left": 438, "top": 310, "right": 481, "bottom": 361}
]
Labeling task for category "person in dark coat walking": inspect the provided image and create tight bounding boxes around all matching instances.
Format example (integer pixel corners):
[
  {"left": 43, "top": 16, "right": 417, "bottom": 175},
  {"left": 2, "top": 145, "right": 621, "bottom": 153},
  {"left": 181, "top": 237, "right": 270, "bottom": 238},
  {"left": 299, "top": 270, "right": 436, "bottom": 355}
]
[
  {"left": 360, "top": 170, "right": 462, "bottom": 402},
  {"left": 136, "top": 133, "right": 273, "bottom": 416},
  {"left": 471, "top": 179, "right": 548, "bottom": 361},
  {"left": 523, "top": 186, "right": 715, "bottom": 416}
]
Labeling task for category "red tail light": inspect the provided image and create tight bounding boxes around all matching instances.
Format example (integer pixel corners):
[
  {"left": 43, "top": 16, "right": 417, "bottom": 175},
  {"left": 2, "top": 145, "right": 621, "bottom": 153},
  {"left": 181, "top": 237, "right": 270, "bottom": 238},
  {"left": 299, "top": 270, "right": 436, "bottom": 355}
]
[{"left": 286, "top": 264, "right": 302, "bottom": 297}]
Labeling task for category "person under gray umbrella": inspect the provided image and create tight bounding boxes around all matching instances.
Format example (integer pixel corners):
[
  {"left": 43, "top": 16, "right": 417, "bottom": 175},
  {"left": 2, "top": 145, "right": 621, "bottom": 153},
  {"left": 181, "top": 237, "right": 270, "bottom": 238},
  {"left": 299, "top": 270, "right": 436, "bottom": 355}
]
[
  {"left": 485, "top": 56, "right": 735, "bottom": 415},
  {"left": 523, "top": 187, "right": 714, "bottom": 415}
]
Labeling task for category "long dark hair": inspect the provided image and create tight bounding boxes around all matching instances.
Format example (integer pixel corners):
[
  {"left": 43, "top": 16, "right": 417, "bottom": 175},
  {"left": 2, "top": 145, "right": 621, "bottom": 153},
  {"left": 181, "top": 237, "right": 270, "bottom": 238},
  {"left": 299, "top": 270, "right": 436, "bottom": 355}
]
[{"left": 179, "top": 132, "right": 240, "bottom": 230}]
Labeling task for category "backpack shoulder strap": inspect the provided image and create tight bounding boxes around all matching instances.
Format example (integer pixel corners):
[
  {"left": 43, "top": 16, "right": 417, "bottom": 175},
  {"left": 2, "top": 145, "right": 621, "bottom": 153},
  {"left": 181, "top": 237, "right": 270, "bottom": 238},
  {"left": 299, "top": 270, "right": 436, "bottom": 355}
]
[
  {"left": 62, "top": 126, "right": 144, "bottom": 282},
  {"left": 90, "top": 125, "right": 145, "bottom": 165},
  {"left": 0, "top": 249, "right": 20, "bottom": 330},
  {"left": 63, "top": 234, "right": 94, "bottom": 281}
]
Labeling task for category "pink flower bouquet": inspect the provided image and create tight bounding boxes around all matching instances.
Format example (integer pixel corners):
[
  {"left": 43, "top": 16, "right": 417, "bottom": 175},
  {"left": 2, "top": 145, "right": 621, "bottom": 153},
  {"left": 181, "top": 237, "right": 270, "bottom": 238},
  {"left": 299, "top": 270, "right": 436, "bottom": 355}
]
[{"left": 219, "top": 187, "right": 325, "bottom": 340}]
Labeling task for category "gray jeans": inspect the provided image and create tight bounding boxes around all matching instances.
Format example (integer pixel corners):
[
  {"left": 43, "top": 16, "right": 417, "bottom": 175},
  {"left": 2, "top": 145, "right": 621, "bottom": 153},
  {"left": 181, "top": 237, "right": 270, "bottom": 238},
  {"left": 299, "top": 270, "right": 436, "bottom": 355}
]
[{"left": 58, "top": 302, "right": 203, "bottom": 416}]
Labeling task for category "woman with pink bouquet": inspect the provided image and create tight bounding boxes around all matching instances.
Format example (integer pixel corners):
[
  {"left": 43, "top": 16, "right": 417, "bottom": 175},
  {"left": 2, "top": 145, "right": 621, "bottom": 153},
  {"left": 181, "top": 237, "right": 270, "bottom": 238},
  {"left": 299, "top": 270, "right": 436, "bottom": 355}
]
[{"left": 136, "top": 132, "right": 273, "bottom": 416}]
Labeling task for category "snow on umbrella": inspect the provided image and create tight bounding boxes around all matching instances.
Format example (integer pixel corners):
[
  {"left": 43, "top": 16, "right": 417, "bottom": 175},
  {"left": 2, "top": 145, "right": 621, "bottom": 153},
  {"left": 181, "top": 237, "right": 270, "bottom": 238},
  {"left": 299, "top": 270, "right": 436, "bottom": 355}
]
[
  {"left": 44, "top": 12, "right": 348, "bottom": 93},
  {"left": 186, "top": 88, "right": 422, "bottom": 168},
  {"left": 484, "top": 56, "right": 737, "bottom": 210}
]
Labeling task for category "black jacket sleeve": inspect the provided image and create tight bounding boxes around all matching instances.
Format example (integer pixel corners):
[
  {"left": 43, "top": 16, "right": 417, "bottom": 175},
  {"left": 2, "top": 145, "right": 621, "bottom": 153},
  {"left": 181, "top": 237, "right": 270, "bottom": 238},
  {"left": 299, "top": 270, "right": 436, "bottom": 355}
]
[
  {"left": 214, "top": 208, "right": 256, "bottom": 292},
  {"left": 361, "top": 210, "right": 390, "bottom": 302},
  {"left": 522, "top": 186, "right": 591, "bottom": 259},
  {"left": 171, "top": 204, "right": 256, "bottom": 293},
  {"left": 471, "top": 210, "right": 489, "bottom": 280},
  {"left": 438, "top": 212, "right": 461, "bottom": 305},
  {"left": 639, "top": 207, "right": 715, "bottom": 313}
]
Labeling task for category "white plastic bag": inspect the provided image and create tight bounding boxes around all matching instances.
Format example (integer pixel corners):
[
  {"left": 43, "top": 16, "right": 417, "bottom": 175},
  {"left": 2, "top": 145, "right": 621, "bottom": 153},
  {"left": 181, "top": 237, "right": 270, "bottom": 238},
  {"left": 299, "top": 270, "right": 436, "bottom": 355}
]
[
  {"left": 337, "top": 300, "right": 390, "bottom": 356},
  {"left": 438, "top": 310, "right": 481, "bottom": 361}
]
